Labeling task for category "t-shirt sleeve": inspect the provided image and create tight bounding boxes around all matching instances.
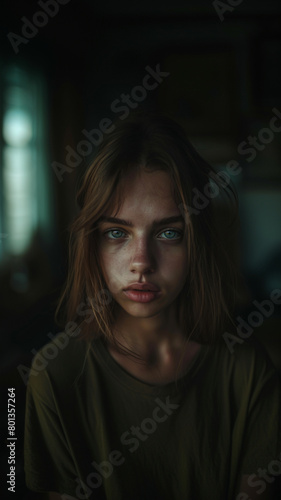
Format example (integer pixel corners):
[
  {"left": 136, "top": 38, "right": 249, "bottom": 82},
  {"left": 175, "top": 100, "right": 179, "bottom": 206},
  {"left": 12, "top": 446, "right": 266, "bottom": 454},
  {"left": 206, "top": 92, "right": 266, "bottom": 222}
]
[
  {"left": 24, "top": 353, "right": 78, "bottom": 496},
  {"left": 234, "top": 341, "right": 281, "bottom": 475}
]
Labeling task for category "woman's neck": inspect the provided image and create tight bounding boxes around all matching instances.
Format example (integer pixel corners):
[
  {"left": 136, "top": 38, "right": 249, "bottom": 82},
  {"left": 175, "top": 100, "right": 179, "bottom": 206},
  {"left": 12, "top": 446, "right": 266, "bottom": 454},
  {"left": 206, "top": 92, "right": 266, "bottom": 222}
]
[
  {"left": 106, "top": 305, "right": 201, "bottom": 385},
  {"left": 107, "top": 336, "right": 201, "bottom": 385},
  {"left": 112, "top": 303, "right": 184, "bottom": 358}
]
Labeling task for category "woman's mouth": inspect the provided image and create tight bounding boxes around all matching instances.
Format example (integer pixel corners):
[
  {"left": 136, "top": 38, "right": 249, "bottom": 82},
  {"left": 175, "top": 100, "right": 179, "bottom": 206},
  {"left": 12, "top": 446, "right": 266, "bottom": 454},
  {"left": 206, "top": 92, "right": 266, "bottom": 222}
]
[{"left": 123, "top": 289, "right": 161, "bottom": 303}]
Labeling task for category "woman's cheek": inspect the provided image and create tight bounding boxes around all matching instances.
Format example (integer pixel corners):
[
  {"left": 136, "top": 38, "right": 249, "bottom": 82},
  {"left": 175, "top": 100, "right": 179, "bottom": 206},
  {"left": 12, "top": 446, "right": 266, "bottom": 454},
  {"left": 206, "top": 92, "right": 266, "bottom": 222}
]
[{"left": 101, "top": 256, "right": 124, "bottom": 294}]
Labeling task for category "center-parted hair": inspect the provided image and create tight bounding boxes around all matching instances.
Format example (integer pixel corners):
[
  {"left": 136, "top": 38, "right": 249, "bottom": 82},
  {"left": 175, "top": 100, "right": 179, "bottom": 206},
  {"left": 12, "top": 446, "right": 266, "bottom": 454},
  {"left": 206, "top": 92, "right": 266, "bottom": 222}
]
[{"left": 56, "top": 111, "right": 239, "bottom": 346}]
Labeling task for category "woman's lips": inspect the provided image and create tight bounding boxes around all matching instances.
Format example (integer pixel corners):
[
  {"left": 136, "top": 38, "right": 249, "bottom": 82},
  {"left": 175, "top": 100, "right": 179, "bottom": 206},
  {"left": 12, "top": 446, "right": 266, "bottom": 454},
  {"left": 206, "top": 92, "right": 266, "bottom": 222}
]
[{"left": 123, "top": 290, "right": 161, "bottom": 303}]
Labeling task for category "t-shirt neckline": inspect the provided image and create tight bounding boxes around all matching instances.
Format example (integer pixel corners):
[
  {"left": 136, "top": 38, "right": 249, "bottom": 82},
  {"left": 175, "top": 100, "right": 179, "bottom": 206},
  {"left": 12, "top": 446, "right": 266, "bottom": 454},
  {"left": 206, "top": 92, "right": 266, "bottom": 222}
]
[{"left": 91, "top": 336, "right": 211, "bottom": 396}]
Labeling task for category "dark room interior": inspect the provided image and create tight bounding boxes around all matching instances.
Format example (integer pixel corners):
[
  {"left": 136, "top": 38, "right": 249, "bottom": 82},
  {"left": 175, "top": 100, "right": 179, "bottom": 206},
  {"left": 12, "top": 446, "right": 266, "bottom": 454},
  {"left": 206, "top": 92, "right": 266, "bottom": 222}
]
[{"left": 0, "top": 0, "right": 281, "bottom": 498}]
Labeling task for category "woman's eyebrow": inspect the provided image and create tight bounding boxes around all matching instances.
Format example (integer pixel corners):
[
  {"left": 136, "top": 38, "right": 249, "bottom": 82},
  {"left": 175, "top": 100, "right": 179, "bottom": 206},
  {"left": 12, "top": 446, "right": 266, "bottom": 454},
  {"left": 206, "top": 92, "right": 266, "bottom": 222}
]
[{"left": 98, "top": 215, "right": 185, "bottom": 228}]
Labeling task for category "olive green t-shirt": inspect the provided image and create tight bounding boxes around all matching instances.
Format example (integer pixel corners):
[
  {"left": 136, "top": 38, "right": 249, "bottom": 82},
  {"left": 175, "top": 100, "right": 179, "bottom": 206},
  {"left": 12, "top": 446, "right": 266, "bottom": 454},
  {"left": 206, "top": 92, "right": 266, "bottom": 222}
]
[{"left": 24, "top": 333, "right": 281, "bottom": 500}]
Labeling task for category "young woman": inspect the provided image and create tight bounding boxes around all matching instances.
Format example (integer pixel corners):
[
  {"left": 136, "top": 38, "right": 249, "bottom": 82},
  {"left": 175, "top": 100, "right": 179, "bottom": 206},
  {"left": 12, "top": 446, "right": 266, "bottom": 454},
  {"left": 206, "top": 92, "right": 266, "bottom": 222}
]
[{"left": 24, "top": 112, "right": 281, "bottom": 500}]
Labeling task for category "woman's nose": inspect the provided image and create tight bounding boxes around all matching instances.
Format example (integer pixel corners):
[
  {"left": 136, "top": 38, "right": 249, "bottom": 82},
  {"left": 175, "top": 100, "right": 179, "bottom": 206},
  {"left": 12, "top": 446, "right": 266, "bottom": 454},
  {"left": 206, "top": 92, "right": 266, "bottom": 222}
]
[{"left": 129, "top": 238, "right": 156, "bottom": 274}]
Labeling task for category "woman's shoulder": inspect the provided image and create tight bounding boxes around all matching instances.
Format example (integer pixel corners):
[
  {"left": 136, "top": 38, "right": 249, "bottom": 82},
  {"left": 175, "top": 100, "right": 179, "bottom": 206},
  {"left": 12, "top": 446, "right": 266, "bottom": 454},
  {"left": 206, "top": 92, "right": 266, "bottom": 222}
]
[
  {"left": 27, "top": 332, "right": 99, "bottom": 399},
  {"left": 206, "top": 335, "right": 280, "bottom": 394}
]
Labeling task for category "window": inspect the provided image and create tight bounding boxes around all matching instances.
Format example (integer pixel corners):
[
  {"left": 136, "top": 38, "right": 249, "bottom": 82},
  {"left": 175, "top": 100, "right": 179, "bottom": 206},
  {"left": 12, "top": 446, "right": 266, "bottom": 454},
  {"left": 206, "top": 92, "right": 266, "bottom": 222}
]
[{"left": 0, "top": 64, "right": 53, "bottom": 261}]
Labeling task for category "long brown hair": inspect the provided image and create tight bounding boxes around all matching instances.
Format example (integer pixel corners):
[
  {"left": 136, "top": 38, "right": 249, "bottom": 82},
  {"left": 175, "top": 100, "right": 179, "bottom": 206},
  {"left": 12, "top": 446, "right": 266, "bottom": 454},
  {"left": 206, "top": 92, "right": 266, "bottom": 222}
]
[{"left": 56, "top": 111, "right": 239, "bottom": 347}]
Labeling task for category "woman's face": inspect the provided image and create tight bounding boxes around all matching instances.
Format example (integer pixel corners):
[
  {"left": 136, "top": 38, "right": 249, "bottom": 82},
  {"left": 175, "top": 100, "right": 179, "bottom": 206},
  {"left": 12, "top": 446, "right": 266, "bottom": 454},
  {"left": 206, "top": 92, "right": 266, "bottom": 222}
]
[{"left": 97, "top": 167, "right": 188, "bottom": 321}]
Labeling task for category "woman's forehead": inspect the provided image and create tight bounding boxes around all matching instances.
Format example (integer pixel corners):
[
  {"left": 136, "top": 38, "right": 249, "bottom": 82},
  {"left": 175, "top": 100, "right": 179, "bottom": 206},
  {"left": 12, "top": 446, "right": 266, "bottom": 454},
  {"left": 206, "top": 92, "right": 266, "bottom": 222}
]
[
  {"left": 119, "top": 167, "right": 173, "bottom": 196},
  {"left": 103, "top": 169, "right": 180, "bottom": 222}
]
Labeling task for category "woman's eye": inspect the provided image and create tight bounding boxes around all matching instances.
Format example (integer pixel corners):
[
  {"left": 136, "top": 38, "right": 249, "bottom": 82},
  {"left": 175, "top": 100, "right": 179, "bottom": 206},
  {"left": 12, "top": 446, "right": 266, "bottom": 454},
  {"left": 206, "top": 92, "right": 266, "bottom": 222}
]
[
  {"left": 158, "top": 229, "right": 182, "bottom": 240},
  {"left": 103, "top": 228, "right": 182, "bottom": 240},
  {"left": 105, "top": 229, "right": 126, "bottom": 239}
]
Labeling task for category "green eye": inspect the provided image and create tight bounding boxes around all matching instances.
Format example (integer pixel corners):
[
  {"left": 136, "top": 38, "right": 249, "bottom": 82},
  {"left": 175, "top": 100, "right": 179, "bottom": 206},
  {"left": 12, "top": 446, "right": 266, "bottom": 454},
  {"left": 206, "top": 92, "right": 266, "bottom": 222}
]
[
  {"left": 159, "top": 230, "right": 182, "bottom": 240},
  {"left": 104, "top": 228, "right": 182, "bottom": 240},
  {"left": 106, "top": 230, "right": 126, "bottom": 239}
]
